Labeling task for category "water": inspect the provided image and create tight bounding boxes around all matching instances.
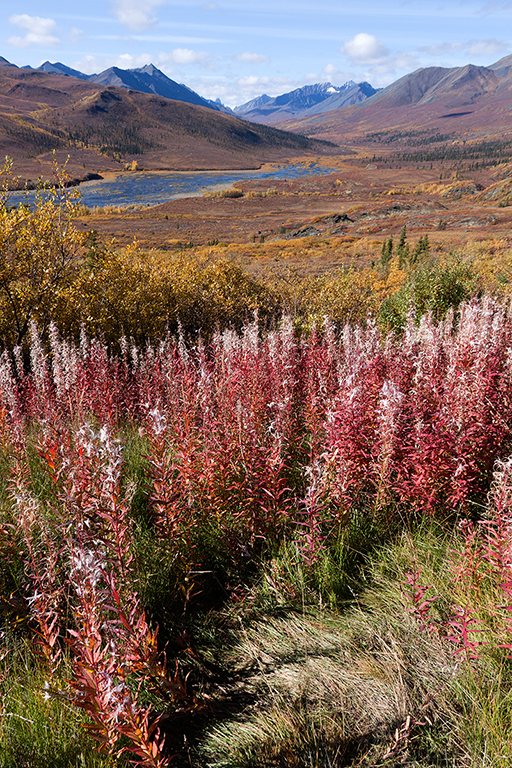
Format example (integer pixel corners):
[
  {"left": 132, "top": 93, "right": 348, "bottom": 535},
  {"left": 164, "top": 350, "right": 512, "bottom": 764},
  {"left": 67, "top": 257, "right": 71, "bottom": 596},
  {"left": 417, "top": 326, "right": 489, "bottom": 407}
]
[{"left": 9, "top": 163, "right": 334, "bottom": 209}]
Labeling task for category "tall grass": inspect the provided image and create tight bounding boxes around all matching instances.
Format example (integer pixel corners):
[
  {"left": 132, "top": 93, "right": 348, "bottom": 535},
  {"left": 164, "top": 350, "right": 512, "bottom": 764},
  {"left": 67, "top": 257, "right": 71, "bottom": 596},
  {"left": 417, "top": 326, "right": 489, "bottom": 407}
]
[{"left": 2, "top": 302, "right": 512, "bottom": 763}]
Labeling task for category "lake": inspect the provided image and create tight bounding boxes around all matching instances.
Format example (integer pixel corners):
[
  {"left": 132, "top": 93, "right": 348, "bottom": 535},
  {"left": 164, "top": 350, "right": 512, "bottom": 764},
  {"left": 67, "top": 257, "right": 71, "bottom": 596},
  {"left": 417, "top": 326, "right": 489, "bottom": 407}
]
[{"left": 10, "top": 163, "right": 335, "bottom": 209}]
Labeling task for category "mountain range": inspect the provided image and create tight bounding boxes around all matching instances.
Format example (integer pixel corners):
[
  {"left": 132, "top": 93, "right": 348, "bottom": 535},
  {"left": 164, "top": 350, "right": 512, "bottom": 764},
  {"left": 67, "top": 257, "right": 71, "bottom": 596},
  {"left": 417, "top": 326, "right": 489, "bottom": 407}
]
[
  {"left": 12, "top": 58, "right": 381, "bottom": 126},
  {"left": 3, "top": 49, "right": 512, "bottom": 185},
  {"left": 34, "top": 63, "right": 379, "bottom": 122},
  {"left": 270, "top": 55, "right": 512, "bottom": 145},
  {"left": 0, "top": 57, "right": 335, "bottom": 185},
  {"left": 29, "top": 54, "right": 512, "bottom": 145},
  {"left": 36, "top": 60, "right": 229, "bottom": 113},
  {"left": 233, "top": 81, "right": 377, "bottom": 123}
]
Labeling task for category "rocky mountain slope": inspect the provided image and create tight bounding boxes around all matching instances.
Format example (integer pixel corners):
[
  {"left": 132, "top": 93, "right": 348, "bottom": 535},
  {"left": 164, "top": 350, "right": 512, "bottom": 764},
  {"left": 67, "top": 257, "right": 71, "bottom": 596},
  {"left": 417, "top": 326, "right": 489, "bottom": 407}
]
[
  {"left": 235, "top": 81, "right": 377, "bottom": 123},
  {"left": 36, "top": 60, "right": 225, "bottom": 112}
]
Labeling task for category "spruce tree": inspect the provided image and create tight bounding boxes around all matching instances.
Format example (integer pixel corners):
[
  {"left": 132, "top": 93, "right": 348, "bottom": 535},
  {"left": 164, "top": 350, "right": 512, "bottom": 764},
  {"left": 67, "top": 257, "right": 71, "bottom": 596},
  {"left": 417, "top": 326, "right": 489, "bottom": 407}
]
[
  {"left": 381, "top": 236, "right": 393, "bottom": 267},
  {"left": 396, "top": 225, "right": 409, "bottom": 269}
]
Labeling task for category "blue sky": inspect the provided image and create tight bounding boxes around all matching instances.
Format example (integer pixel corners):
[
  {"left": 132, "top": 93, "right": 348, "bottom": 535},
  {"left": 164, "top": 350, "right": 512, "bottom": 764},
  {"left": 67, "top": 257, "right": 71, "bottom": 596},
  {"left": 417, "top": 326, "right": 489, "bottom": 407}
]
[{"left": 2, "top": 1, "right": 512, "bottom": 107}]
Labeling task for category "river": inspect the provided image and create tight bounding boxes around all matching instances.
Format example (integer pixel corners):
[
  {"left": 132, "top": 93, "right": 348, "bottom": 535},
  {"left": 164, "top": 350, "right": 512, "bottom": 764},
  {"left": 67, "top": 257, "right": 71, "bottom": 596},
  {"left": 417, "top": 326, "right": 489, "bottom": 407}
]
[{"left": 9, "top": 163, "right": 335, "bottom": 209}]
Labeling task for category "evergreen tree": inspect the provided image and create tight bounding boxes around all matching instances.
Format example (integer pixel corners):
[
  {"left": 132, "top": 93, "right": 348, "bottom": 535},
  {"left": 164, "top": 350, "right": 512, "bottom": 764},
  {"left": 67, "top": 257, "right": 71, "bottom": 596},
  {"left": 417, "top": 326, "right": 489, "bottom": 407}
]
[
  {"left": 396, "top": 225, "right": 409, "bottom": 269},
  {"left": 381, "top": 236, "right": 393, "bottom": 267},
  {"left": 411, "top": 234, "right": 430, "bottom": 264}
]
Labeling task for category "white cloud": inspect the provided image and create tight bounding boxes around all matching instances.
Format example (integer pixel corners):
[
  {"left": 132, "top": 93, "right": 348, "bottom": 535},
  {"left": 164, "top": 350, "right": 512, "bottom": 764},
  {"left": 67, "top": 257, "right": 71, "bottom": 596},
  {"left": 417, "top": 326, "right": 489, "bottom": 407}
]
[
  {"left": 234, "top": 52, "right": 270, "bottom": 64},
  {"left": 320, "top": 63, "right": 364, "bottom": 87},
  {"left": 323, "top": 63, "right": 339, "bottom": 77},
  {"left": 466, "top": 39, "right": 508, "bottom": 56},
  {"left": 478, "top": 2, "right": 512, "bottom": 15},
  {"left": 237, "top": 75, "right": 270, "bottom": 86},
  {"left": 73, "top": 52, "right": 153, "bottom": 73},
  {"left": 420, "top": 38, "right": 508, "bottom": 58},
  {"left": 72, "top": 55, "right": 99, "bottom": 74},
  {"left": 338, "top": 33, "right": 421, "bottom": 86},
  {"left": 68, "top": 27, "right": 85, "bottom": 43},
  {"left": 359, "top": 54, "right": 419, "bottom": 87},
  {"left": 340, "top": 33, "right": 389, "bottom": 65},
  {"left": 73, "top": 50, "right": 211, "bottom": 77},
  {"left": 111, "top": 0, "right": 165, "bottom": 30},
  {"left": 8, "top": 15, "right": 60, "bottom": 48},
  {"left": 180, "top": 73, "right": 311, "bottom": 108},
  {"left": 392, "top": 52, "right": 419, "bottom": 71},
  {"left": 225, "top": 74, "right": 294, "bottom": 105},
  {"left": 169, "top": 48, "right": 209, "bottom": 65},
  {"left": 420, "top": 42, "right": 463, "bottom": 56},
  {"left": 114, "top": 53, "right": 153, "bottom": 68}
]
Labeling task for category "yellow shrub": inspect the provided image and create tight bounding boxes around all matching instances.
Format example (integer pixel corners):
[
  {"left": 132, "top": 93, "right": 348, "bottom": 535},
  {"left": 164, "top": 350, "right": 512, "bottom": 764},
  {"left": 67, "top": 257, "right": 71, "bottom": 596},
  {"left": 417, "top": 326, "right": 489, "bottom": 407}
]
[{"left": 0, "top": 157, "right": 86, "bottom": 346}]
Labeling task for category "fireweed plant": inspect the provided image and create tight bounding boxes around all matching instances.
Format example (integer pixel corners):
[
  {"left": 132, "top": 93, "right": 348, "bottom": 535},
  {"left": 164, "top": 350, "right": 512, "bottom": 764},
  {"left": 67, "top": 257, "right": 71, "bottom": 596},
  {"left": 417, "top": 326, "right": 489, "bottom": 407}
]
[{"left": 1, "top": 300, "right": 512, "bottom": 763}]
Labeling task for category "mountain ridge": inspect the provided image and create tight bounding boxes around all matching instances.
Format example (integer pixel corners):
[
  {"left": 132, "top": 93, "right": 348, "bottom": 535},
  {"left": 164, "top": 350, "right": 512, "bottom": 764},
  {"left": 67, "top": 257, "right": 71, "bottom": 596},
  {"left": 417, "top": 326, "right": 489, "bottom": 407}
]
[
  {"left": 38, "top": 61, "right": 90, "bottom": 80},
  {"left": 266, "top": 56, "right": 512, "bottom": 147},
  {"left": 6, "top": 50, "right": 512, "bottom": 176},
  {"left": 36, "top": 61, "right": 224, "bottom": 112},
  {"left": 234, "top": 81, "right": 378, "bottom": 123},
  {"left": 357, "top": 62, "right": 501, "bottom": 110}
]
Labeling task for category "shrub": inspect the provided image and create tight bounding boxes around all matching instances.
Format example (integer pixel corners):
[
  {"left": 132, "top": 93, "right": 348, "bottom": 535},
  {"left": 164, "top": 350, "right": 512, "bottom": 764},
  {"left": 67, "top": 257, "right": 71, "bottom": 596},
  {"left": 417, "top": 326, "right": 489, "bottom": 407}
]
[
  {"left": 379, "top": 256, "right": 479, "bottom": 333},
  {"left": 0, "top": 156, "right": 86, "bottom": 346}
]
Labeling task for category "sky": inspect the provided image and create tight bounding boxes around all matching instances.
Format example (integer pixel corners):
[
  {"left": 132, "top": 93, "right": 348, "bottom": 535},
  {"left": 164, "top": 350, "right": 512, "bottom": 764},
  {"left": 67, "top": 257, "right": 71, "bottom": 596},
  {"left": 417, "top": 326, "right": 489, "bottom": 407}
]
[{"left": 2, "top": 0, "right": 512, "bottom": 107}]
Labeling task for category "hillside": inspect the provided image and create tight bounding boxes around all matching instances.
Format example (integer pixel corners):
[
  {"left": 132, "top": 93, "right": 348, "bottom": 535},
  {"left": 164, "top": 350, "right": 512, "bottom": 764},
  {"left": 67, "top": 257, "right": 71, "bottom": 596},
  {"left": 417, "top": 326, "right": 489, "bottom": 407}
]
[
  {"left": 273, "top": 57, "right": 512, "bottom": 150},
  {"left": 0, "top": 63, "right": 335, "bottom": 185}
]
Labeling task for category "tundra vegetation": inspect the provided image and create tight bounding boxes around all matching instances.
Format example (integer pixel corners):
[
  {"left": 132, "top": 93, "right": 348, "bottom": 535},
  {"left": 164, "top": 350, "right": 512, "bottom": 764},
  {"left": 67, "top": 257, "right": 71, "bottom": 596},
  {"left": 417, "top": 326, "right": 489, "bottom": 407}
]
[{"left": 3, "top": 159, "right": 512, "bottom": 767}]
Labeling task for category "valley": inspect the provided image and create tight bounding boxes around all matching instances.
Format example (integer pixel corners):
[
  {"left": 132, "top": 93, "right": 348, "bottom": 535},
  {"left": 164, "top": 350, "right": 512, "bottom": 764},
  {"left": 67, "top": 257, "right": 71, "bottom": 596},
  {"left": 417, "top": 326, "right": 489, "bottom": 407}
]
[
  {"left": 0, "top": 60, "right": 335, "bottom": 186},
  {"left": 70, "top": 152, "right": 512, "bottom": 279},
  {"left": 2, "top": 51, "right": 512, "bottom": 274}
]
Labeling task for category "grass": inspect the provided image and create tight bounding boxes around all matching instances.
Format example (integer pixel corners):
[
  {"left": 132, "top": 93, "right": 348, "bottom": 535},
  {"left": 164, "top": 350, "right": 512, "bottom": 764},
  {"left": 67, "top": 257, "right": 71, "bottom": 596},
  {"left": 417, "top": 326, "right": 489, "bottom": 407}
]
[
  {"left": 203, "top": 188, "right": 245, "bottom": 199},
  {"left": 0, "top": 642, "right": 117, "bottom": 768},
  {"left": 196, "top": 519, "right": 512, "bottom": 767},
  {"left": 8, "top": 511, "right": 509, "bottom": 767},
  {"left": 197, "top": 524, "right": 465, "bottom": 767}
]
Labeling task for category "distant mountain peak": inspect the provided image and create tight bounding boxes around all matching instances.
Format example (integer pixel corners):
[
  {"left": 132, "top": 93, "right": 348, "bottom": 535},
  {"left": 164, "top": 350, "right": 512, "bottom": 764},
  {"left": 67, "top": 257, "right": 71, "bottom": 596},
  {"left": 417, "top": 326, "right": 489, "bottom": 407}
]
[
  {"left": 234, "top": 81, "right": 377, "bottom": 123},
  {"left": 89, "top": 63, "right": 222, "bottom": 111},
  {"left": 33, "top": 59, "right": 229, "bottom": 112},
  {"left": 235, "top": 93, "right": 272, "bottom": 112},
  {"left": 37, "top": 61, "right": 90, "bottom": 80},
  {"left": 362, "top": 62, "right": 499, "bottom": 109},
  {"left": 137, "top": 63, "right": 159, "bottom": 74}
]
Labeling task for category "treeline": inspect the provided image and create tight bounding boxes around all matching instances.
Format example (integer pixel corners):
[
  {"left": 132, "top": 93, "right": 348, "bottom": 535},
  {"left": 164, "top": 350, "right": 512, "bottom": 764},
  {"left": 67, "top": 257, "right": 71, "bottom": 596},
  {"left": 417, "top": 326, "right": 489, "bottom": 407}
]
[
  {"left": 2, "top": 118, "right": 64, "bottom": 154},
  {"left": 365, "top": 128, "right": 453, "bottom": 146},
  {"left": 393, "top": 137, "right": 512, "bottom": 165},
  {"left": 65, "top": 121, "right": 159, "bottom": 157}
]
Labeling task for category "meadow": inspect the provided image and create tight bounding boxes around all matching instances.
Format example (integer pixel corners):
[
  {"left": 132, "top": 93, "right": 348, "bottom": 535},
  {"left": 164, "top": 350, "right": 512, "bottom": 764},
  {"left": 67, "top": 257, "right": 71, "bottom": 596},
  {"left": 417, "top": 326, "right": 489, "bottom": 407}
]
[{"left": 3, "top": 160, "right": 512, "bottom": 766}]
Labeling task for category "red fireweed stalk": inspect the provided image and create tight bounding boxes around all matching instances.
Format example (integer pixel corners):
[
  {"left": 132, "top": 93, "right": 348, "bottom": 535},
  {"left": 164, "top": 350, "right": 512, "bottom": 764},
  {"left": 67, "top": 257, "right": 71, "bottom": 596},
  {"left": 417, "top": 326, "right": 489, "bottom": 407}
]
[
  {"left": 28, "top": 320, "right": 53, "bottom": 415},
  {"left": 402, "top": 569, "right": 440, "bottom": 633},
  {"left": 448, "top": 519, "right": 485, "bottom": 591},
  {"left": 446, "top": 603, "right": 485, "bottom": 660},
  {"left": 8, "top": 467, "right": 64, "bottom": 673},
  {"left": 67, "top": 615, "right": 171, "bottom": 766},
  {"left": 296, "top": 460, "right": 329, "bottom": 565},
  {"left": 479, "top": 456, "right": 512, "bottom": 652},
  {"left": 66, "top": 539, "right": 175, "bottom": 766}
]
